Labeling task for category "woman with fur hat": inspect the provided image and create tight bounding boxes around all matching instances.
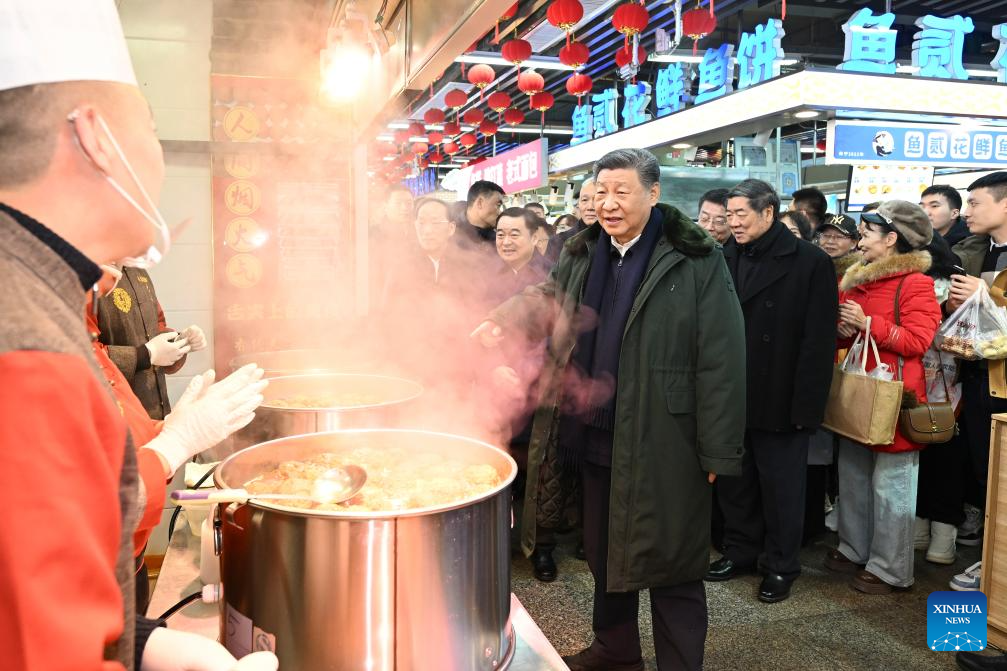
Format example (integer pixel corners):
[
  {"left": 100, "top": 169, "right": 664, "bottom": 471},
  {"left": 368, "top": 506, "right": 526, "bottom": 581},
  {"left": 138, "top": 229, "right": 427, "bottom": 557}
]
[{"left": 823, "top": 201, "right": 942, "bottom": 594}]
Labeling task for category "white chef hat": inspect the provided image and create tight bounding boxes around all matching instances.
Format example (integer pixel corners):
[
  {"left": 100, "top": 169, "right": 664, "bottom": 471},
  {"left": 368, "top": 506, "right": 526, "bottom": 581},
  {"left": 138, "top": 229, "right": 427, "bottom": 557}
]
[{"left": 0, "top": 0, "right": 137, "bottom": 92}]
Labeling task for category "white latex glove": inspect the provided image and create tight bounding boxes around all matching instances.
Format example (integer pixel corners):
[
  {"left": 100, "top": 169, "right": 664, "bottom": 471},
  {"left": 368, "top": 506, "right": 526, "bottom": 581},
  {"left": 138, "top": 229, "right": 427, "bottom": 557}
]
[
  {"left": 146, "top": 364, "right": 267, "bottom": 474},
  {"left": 140, "top": 627, "right": 278, "bottom": 671},
  {"left": 146, "top": 332, "right": 191, "bottom": 367},
  {"left": 180, "top": 325, "right": 207, "bottom": 352}
]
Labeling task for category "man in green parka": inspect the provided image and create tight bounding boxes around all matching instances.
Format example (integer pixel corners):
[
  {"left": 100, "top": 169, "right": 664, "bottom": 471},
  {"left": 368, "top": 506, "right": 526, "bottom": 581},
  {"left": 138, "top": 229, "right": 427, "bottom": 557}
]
[{"left": 473, "top": 148, "right": 746, "bottom": 671}]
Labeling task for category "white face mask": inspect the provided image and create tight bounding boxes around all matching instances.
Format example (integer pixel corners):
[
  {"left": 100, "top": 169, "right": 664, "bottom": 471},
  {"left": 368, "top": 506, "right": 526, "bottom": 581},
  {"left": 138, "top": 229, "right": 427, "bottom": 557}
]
[{"left": 67, "top": 111, "right": 170, "bottom": 268}]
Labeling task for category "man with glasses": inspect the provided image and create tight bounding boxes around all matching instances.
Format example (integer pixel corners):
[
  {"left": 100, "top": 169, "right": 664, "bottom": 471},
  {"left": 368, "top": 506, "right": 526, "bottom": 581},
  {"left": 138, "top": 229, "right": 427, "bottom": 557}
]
[{"left": 697, "top": 188, "right": 730, "bottom": 244}]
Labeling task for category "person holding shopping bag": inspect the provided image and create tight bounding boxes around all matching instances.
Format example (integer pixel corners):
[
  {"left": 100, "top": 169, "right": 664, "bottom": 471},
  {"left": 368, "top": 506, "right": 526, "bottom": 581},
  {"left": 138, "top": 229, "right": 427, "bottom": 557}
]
[{"left": 824, "top": 201, "right": 942, "bottom": 594}]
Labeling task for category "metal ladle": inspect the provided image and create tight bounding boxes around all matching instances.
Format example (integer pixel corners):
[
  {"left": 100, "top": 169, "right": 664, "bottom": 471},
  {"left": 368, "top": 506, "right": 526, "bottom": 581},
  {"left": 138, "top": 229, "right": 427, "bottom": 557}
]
[{"left": 171, "top": 465, "right": 367, "bottom": 506}]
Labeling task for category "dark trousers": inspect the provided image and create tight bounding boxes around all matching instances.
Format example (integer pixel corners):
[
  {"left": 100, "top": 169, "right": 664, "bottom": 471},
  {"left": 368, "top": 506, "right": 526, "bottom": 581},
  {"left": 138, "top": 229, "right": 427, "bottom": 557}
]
[
  {"left": 959, "top": 370, "right": 1007, "bottom": 509},
  {"left": 802, "top": 464, "right": 828, "bottom": 545},
  {"left": 582, "top": 452, "right": 707, "bottom": 671},
  {"left": 916, "top": 433, "right": 967, "bottom": 526},
  {"left": 717, "top": 429, "right": 809, "bottom": 579}
]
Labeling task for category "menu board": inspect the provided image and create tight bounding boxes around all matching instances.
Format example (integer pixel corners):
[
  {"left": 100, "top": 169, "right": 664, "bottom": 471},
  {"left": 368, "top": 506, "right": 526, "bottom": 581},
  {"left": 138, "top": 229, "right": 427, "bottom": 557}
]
[
  {"left": 846, "top": 164, "right": 934, "bottom": 212},
  {"left": 210, "top": 74, "right": 354, "bottom": 370}
]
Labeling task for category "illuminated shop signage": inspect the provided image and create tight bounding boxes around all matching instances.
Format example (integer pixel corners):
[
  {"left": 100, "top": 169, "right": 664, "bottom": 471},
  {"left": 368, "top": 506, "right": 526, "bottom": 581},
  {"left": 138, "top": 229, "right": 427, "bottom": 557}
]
[
  {"left": 570, "top": 13, "right": 1007, "bottom": 144},
  {"left": 827, "top": 119, "right": 1007, "bottom": 169}
]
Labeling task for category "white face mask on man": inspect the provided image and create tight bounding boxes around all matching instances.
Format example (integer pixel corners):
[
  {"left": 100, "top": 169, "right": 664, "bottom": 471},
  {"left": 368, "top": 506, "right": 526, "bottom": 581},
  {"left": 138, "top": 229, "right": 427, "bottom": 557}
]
[{"left": 67, "top": 110, "right": 170, "bottom": 268}]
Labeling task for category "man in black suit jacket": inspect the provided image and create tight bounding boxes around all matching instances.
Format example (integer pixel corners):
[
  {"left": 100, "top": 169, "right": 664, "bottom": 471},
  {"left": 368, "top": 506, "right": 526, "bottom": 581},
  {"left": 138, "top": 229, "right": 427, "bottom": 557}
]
[{"left": 705, "top": 179, "right": 839, "bottom": 604}]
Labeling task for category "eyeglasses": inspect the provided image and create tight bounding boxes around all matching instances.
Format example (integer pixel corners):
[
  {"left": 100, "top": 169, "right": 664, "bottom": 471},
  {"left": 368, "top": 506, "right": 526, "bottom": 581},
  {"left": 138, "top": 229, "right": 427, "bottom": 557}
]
[
  {"left": 818, "top": 232, "right": 852, "bottom": 243},
  {"left": 698, "top": 214, "right": 727, "bottom": 226}
]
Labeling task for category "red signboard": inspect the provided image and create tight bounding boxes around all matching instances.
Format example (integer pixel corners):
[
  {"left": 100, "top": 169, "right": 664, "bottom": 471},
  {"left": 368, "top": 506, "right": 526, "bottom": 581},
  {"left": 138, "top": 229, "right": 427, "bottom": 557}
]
[
  {"left": 211, "top": 74, "right": 354, "bottom": 370},
  {"left": 450, "top": 139, "right": 549, "bottom": 197}
]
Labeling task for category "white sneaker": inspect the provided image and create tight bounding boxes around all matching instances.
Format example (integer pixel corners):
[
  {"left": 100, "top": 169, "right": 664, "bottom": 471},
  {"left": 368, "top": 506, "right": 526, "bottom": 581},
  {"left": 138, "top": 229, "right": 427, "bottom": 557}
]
[
  {"left": 958, "top": 504, "right": 984, "bottom": 547},
  {"left": 926, "top": 521, "right": 957, "bottom": 564},
  {"left": 914, "top": 517, "right": 930, "bottom": 550},
  {"left": 950, "top": 561, "right": 982, "bottom": 591}
]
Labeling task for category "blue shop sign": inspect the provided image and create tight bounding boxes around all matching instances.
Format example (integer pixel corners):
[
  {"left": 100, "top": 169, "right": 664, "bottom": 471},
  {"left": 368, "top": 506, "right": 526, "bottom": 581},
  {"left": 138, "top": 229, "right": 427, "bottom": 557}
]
[
  {"left": 828, "top": 120, "right": 1007, "bottom": 168},
  {"left": 570, "top": 12, "right": 1007, "bottom": 143}
]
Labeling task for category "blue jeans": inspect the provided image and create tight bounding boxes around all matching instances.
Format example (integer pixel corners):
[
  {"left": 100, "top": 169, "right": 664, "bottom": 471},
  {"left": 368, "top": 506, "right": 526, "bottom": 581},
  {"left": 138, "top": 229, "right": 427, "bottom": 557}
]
[{"left": 837, "top": 439, "right": 919, "bottom": 588}]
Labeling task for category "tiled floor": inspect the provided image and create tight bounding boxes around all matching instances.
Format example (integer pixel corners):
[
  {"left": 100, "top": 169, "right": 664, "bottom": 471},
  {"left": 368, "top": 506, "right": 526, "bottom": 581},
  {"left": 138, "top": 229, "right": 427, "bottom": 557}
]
[{"left": 512, "top": 532, "right": 983, "bottom": 670}]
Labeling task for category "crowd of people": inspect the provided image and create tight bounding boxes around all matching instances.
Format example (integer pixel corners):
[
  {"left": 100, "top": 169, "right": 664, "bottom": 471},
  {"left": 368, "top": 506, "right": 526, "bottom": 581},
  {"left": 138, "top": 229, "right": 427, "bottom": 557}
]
[{"left": 374, "top": 157, "right": 1007, "bottom": 671}]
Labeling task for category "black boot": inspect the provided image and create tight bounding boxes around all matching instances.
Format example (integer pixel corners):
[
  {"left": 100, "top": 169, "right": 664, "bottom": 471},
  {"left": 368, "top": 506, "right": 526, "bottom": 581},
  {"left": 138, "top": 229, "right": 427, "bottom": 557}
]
[{"left": 531, "top": 546, "right": 557, "bottom": 582}]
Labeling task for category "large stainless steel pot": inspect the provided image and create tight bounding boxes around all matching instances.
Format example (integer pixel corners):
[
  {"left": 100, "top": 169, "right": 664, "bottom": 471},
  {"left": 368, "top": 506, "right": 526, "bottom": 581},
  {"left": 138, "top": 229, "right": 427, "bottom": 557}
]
[
  {"left": 212, "top": 373, "right": 423, "bottom": 461},
  {"left": 215, "top": 429, "right": 518, "bottom": 670},
  {"left": 229, "top": 349, "right": 381, "bottom": 378}
]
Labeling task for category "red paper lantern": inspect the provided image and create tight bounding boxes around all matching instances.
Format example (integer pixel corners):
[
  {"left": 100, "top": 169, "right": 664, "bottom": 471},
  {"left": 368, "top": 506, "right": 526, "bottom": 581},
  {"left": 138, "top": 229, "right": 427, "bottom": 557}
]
[
  {"left": 443, "top": 121, "right": 461, "bottom": 135},
  {"left": 429, "top": 151, "right": 445, "bottom": 164},
  {"left": 459, "top": 132, "right": 478, "bottom": 150},
  {"left": 559, "top": 40, "right": 590, "bottom": 69},
  {"left": 444, "top": 89, "right": 467, "bottom": 111},
  {"left": 565, "top": 72, "right": 593, "bottom": 105},
  {"left": 682, "top": 7, "right": 717, "bottom": 54},
  {"left": 547, "top": 0, "right": 584, "bottom": 47},
  {"left": 496, "top": 2, "right": 519, "bottom": 41},
  {"left": 462, "top": 108, "right": 485, "bottom": 126},
  {"left": 443, "top": 141, "right": 460, "bottom": 155},
  {"left": 501, "top": 39, "right": 532, "bottom": 69},
  {"left": 479, "top": 119, "right": 499, "bottom": 137},
  {"left": 487, "top": 91, "right": 512, "bottom": 114},
  {"left": 614, "top": 44, "right": 647, "bottom": 69},
  {"left": 407, "top": 121, "right": 425, "bottom": 137},
  {"left": 503, "top": 107, "right": 525, "bottom": 126},
  {"left": 393, "top": 129, "right": 410, "bottom": 145},
  {"left": 612, "top": 2, "right": 650, "bottom": 50},
  {"left": 411, "top": 142, "right": 429, "bottom": 155},
  {"left": 529, "top": 91, "right": 555, "bottom": 125},
  {"left": 427, "top": 131, "right": 444, "bottom": 145},
  {"left": 467, "top": 64, "right": 495, "bottom": 101},
  {"left": 417, "top": 156, "right": 430, "bottom": 170},
  {"left": 517, "top": 69, "right": 545, "bottom": 96},
  {"left": 423, "top": 108, "right": 446, "bottom": 125}
]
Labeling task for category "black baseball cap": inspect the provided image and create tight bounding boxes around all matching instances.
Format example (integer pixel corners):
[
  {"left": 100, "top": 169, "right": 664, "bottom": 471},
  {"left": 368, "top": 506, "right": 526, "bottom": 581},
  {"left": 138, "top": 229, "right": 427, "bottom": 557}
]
[{"left": 819, "top": 213, "right": 859, "bottom": 239}]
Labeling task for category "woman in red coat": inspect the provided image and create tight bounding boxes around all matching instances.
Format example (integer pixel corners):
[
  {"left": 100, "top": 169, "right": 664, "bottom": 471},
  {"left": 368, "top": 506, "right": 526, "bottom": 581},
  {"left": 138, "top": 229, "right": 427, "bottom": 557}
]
[{"left": 823, "top": 201, "right": 942, "bottom": 594}]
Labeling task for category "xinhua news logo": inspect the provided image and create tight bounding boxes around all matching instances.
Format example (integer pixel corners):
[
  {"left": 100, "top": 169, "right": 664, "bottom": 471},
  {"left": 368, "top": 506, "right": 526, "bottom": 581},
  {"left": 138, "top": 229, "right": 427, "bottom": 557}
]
[{"left": 927, "top": 591, "right": 987, "bottom": 652}]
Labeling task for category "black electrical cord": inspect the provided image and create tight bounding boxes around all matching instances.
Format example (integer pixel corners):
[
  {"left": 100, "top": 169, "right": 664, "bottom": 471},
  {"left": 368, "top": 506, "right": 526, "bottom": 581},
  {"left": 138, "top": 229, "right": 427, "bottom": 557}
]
[
  {"left": 157, "top": 591, "right": 202, "bottom": 620},
  {"left": 166, "top": 465, "right": 217, "bottom": 542}
]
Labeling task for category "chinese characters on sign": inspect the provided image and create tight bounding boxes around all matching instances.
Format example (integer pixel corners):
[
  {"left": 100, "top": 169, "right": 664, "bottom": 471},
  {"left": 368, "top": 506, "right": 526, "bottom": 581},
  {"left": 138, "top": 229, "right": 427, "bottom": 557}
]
[
  {"left": 994, "top": 24, "right": 1007, "bottom": 85},
  {"left": 695, "top": 44, "right": 735, "bottom": 104},
  {"left": 453, "top": 139, "right": 549, "bottom": 196},
  {"left": 838, "top": 9, "right": 897, "bottom": 74},
  {"left": 828, "top": 120, "right": 1007, "bottom": 169},
  {"left": 592, "top": 88, "right": 620, "bottom": 138},
  {"left": 622, "top": 82, "right": 653, "bottom": 129},
  {"left": 570, "top": 12, "right": 1007, "bottom": 145},
  {"left": 912, "top": 14, "right": 974, "bottom": 80},
  {"left": 737, "top": 19, "right": 786, "bottom": 90},
  {"left": 655, "top": 62, "right": 690, "bottom": 117}
]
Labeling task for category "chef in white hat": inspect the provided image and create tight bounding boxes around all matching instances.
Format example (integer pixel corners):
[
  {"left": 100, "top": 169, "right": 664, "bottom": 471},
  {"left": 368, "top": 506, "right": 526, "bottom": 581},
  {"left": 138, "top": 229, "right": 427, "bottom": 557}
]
[{"left": 0, "top": 2, "right": 275, "bottom": 670}]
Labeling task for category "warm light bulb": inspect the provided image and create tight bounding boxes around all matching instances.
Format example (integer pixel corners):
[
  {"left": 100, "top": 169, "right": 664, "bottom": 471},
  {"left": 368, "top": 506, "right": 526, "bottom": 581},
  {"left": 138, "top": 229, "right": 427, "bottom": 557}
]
[{"left": 320, "top": 42, "right": 372, "bottom": 102}]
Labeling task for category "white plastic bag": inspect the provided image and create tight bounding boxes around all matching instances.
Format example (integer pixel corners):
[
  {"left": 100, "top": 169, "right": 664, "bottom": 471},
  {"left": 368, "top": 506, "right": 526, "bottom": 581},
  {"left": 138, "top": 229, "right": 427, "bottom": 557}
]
[
  {"left": 936, "top": 283, "right": 1007, "bottom": 360},
  {"left": 840, "top": 318, "right": 894, "bottom": 380}
]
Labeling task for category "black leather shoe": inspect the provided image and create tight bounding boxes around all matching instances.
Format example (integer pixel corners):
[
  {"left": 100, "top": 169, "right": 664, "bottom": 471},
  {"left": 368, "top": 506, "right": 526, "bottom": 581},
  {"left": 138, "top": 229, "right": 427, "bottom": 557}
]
[
  {"left": 562, "top": 647, "right": 645, "bottom": 671},
  {"left": 531, "top": 547, "right": 557, "bottom": 582},
  {"left": 704, "top": 557, "right": 756, "bottom": 582},
  {"left": 957, "top": 652, "right": 1007, "bottom": 671},
  {"left": 758, "top": 572, "right": 794, "bottom": 603},
  {"left": 574, "top": 542, "right": 586, "bottom": 560}
]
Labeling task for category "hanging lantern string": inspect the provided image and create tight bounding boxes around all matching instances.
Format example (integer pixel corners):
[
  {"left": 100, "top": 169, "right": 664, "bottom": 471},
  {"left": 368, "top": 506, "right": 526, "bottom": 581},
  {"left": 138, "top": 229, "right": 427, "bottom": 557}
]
[
  {"left": 709, "top": 0, "right": 714, "bottom": 18},
  {"left": 782, "top": 0, "right": 786, "bottom": 20}
]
